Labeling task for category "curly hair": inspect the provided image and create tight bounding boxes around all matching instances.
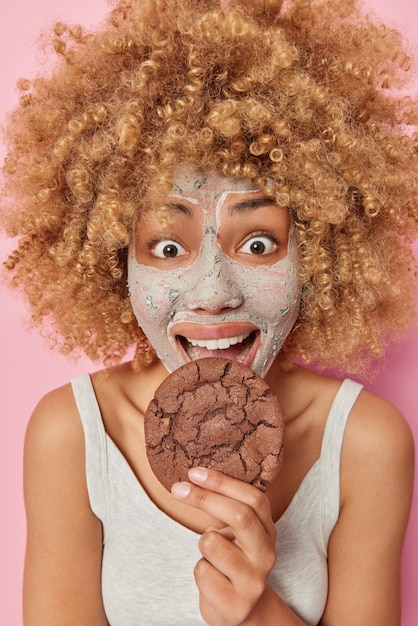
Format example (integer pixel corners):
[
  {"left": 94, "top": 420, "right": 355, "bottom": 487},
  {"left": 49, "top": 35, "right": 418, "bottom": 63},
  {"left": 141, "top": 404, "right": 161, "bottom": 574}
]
[{"left": 1, "top": 0, "right": 418, "bottom": 375}]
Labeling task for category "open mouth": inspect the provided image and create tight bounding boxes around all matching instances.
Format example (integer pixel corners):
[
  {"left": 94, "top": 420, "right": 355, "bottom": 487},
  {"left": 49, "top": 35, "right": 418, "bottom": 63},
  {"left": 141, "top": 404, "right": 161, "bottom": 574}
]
[{"left": 177, "top": 330, "right": 259, "bottom": 365}]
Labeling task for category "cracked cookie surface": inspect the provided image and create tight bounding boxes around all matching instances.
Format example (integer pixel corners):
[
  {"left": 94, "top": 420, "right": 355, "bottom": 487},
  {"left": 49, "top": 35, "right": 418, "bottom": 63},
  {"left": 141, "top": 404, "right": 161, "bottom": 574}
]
[{"left": 144, "top": 358, "right": 285, "bottom": 492}]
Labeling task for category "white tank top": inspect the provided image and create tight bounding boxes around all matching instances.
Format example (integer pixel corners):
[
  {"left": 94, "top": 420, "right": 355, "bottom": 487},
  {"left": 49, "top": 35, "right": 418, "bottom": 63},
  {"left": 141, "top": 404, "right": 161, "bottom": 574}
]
[{"left": 71, "top": 374, "right": 363, "bottom": 625}]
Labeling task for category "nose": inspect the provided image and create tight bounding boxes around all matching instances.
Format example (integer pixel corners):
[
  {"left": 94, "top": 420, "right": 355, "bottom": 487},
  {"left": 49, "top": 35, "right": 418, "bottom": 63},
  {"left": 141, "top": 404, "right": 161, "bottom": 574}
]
[{"left": 183, "top": 250, "right": 244, "bottom": 315}]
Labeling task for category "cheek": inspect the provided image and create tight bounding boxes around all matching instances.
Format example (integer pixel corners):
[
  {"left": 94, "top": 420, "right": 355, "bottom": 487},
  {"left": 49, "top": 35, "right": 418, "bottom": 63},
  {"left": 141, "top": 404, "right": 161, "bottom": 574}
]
[
  {"left": 231, "top": 260, "right": 299, "bottom": 321},
  {"left": 128, "top": 261, "right": 166, "bottom": 320},
  {"left": 128, "top": 249, "right": 187, "bottom": 325}
]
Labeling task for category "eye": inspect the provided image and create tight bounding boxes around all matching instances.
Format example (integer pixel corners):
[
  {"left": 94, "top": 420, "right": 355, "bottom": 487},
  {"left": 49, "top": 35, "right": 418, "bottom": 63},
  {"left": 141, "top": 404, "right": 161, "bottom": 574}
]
[
  {"left": 239, "top": 234, "right": 277, "bottom": 256},
  {"left": 152, "top": 239, "right": 187, "bottom": 258}
]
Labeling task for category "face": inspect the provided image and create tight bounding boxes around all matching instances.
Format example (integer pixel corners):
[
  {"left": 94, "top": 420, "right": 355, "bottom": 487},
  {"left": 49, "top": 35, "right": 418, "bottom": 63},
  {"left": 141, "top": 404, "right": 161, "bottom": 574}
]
[{"left": 128, "top": 166, "right": 300, "bottom": 378}]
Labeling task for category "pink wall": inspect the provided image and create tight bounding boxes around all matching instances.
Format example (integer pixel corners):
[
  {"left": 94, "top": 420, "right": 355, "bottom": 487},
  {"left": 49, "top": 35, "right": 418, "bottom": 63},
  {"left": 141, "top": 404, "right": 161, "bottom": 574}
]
[{"left": 0, "top": 1, "right": 417, "bottom": 624}]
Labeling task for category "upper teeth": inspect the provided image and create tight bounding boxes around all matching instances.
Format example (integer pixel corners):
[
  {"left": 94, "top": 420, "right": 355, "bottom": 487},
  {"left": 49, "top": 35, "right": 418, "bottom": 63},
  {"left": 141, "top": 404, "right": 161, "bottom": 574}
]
[{"left": 186, "top": 333, "right": 250, "bottom": 350}]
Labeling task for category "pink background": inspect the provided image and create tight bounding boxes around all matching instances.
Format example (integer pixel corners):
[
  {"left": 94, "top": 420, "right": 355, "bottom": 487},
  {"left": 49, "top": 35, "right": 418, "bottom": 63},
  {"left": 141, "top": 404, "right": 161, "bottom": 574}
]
[{"left": 0, "top": 1, "right": 417, "bottom": 624}]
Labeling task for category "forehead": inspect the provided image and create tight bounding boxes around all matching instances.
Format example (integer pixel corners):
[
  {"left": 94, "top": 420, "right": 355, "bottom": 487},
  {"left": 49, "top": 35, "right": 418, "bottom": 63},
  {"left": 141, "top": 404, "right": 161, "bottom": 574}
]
[{"left": 169, "top": 165, "right": 260, "bottom": 205}]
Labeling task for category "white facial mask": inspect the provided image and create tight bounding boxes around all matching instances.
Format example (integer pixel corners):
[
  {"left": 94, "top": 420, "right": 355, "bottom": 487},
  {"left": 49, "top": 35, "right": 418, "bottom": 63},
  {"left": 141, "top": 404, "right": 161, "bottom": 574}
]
[{"left": 128, "top": 167, "right": 300, "bottom": 377}]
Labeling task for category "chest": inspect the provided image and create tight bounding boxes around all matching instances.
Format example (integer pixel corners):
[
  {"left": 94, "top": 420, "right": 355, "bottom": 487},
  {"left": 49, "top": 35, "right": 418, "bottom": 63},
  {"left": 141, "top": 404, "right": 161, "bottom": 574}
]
[
  {"left": 105, "top": 400, "right": 325, "bottom": 530},
  {"left": 100, "top": 434, "right": 328, "bottom": 626}
]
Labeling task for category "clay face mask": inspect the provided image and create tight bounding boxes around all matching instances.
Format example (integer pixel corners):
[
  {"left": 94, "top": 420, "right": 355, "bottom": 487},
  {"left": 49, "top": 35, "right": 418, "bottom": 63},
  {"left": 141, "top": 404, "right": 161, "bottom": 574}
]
[{"left": 128, "top": 166, "right": 300, "bottom": 378}]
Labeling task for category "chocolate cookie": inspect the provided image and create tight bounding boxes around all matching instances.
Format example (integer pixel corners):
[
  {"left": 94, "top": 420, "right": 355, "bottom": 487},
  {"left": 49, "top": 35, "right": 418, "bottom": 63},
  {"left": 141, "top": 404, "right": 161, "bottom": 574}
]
[{"left": 144, "top": 358, "right": 285, "bottom": 492}]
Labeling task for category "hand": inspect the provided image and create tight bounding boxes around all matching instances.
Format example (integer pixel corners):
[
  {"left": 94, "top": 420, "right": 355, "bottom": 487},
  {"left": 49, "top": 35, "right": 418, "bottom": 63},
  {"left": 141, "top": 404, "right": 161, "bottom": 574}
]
[{"left": 171, "top": 467, "right": 277, "bottom": 626}]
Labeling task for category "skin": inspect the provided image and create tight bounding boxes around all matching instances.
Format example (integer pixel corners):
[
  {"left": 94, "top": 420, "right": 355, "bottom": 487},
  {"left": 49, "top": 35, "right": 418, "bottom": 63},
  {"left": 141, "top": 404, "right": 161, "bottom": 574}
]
[
  {"left": 23, "top": 361, "right": 414, "bottom": 626},
  {"left": 128, "top": 166, "right": 300, "bottom": 377},
  {"left": 22, "top": 179, "right": 415, "bottom": 625}
]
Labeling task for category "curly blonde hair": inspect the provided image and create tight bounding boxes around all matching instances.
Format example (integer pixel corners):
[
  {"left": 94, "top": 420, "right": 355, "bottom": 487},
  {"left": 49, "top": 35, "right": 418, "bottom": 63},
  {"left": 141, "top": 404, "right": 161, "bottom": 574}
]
[{"left": 1, "top": 0, "right": 418, "bottom": 375}]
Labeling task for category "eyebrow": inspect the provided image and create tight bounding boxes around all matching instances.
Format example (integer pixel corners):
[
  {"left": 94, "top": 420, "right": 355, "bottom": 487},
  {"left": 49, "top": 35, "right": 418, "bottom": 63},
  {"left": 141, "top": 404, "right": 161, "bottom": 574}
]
[
  {"left": 140, "top": 202, "right": 193, "bottom": 218},
  {"left": 229, "top": 196, "right": 277, "bottom": 215},
  {"left": 164, "top": 202, "right": 193, "bottom": 217},
  {"left": 139, "top": 196, "right": 275, "bottom": 219}
]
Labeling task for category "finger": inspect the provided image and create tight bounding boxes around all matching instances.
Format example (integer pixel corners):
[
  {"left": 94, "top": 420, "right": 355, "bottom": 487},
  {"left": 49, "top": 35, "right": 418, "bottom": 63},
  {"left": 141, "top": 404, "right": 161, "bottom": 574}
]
[
  {"left": 199, "top": 528, "right": 276, "bottom": 592},
  {"left": 171, "top": 481, "right": 275, "bottom": 558},
  {"left": 195, "top": 555, "right": 233, "bottom": 603},
  {"left": 194, "top": 558, "right": 232, "bottom": 626},
  {"left": 189, "top": 467, "right": 276, "bottom": 536},
  {"left": 195, "top": 556, "right": 258, "bottom": 626},
  {"left": 198, "top": 530, "right": 256, "bottom": 586}
]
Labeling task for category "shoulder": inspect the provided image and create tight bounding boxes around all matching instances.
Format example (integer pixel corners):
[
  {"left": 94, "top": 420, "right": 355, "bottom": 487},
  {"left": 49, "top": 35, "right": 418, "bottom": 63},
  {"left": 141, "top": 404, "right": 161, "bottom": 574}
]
[
  {"left": 24, "top": 379, "right": 91, "bottom": 507},
  {"left": 283, "top": 366, "right": 414, "bottom": 498},
  {"left": 339, "top": 386, "right": 415, "bottom": 519},
  {"left": 287, "top": 366, "right": 414, "bottom": 461},
  {"left": 25, "top": 381, "right": 83, "bottom": 459},
  {"left": 343, "top": 387, "right": 414, "bottom": 481}
]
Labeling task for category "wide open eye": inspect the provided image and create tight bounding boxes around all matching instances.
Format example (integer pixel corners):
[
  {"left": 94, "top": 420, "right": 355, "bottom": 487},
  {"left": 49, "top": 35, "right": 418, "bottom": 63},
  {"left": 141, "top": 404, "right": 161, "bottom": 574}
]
[
  {"left": 152, "top": 240, "right": 187, "bottom": 258},
  {"left": 239, "top": 234, "right": 277, "bottom": 256}
]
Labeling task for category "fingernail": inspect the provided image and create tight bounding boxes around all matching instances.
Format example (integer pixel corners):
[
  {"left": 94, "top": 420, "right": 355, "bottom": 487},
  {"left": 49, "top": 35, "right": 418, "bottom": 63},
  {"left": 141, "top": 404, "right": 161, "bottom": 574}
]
[
  {"left": 171, "top": 482, "right": 191, "bottom": 498},
  {"left": 189, "top": 467, "right": 208, "bottom": 482}
]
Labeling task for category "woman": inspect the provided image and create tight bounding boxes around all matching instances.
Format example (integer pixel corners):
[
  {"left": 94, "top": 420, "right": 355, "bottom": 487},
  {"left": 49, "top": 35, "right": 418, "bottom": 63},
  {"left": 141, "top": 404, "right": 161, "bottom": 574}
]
[{"left": 1, "top": 0, "right": 417, "bottom": 624}]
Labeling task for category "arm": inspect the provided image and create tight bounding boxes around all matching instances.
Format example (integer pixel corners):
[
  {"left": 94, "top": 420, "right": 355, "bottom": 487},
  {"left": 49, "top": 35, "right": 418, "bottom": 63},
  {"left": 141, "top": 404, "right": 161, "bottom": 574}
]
[
  {"left": 320, "top": 392, "right": 415, "bottom": 625},
  {"left": 23, "top": 386, "right": 109, "bottom": 626}
]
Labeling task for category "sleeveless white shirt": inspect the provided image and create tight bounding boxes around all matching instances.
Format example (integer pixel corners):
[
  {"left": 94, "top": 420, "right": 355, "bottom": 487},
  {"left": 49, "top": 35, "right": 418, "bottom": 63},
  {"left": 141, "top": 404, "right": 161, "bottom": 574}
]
[{"left": 71, "top": 374, "right": 363, "bottom": 625}]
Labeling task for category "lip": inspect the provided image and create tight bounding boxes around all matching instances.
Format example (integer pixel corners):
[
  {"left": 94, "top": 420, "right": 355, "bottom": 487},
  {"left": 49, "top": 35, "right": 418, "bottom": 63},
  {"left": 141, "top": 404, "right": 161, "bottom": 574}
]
[
  {"left": 171, "top": 321, "right": 258, "bottom": 341},
  {"left": 173, "top": 322, "right": 261, "bottom": 367}
]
